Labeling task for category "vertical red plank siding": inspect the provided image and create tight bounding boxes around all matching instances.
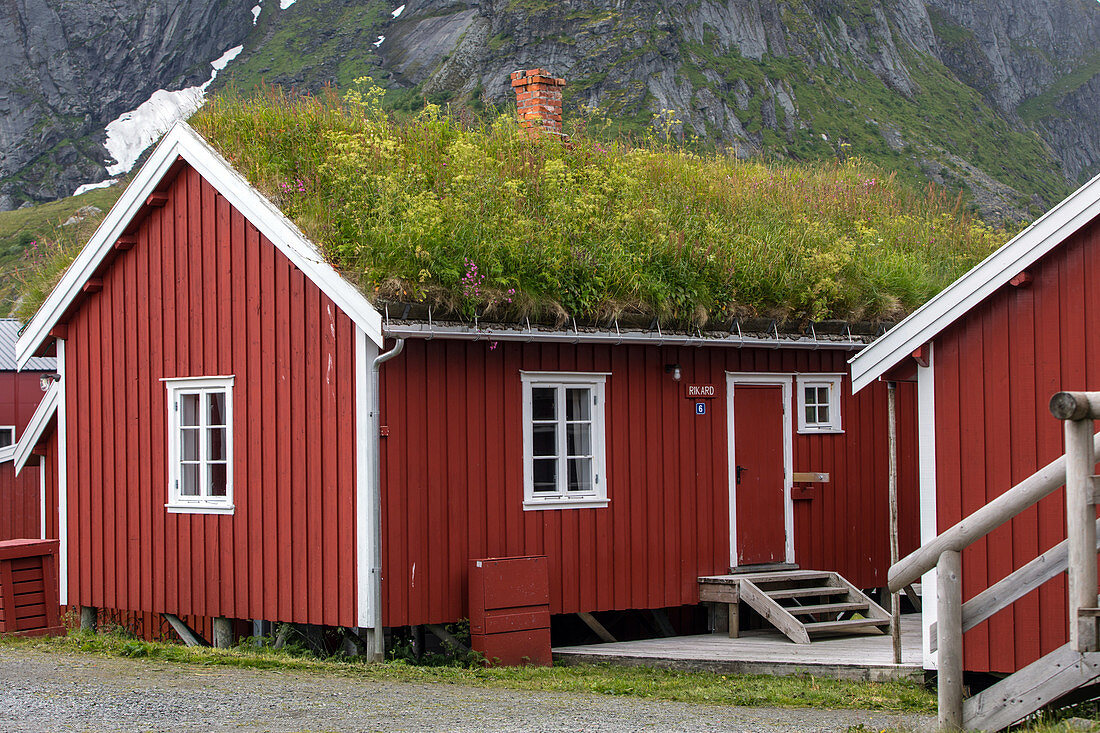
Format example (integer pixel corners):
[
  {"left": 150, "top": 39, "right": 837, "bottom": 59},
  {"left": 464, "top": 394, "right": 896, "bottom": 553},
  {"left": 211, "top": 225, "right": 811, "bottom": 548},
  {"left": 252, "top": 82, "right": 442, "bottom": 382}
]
[
  {"left": 0, "top": 370, "right": 51, "bottom": 541},
  {"left": 379, "top": 340, "right": 917, "bottom": 625},
  {"left": 933, "top": 212, "right": 1100, "bottom": 673},
  {"left": 62, "top": 165, "right": 359, "bottom": 626}
]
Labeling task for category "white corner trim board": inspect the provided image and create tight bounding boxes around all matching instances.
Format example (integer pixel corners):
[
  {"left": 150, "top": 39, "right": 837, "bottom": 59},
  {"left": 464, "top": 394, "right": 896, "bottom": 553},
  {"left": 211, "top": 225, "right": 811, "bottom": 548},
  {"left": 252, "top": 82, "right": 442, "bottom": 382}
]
[
  {"left": 13, "top": 381, "right": 59, "bottom": 474},
  {"left": 917, "top": 345, "right": 938, "bottom": 670},
  {"left": 850, "top": 169, "right": 1100, "bottom": 393},
  {"left": 16, "top": 121, "right": 384, "bottom": 369}
]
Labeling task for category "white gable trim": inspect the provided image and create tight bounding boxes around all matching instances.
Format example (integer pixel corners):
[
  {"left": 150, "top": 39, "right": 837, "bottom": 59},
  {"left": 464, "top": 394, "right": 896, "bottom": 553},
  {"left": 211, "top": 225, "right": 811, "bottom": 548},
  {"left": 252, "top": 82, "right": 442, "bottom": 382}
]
[
  {"left": 850, "top": 170, "right": 1100, "bottom": 393},
  {"left": 16, "top": 121, "right": 383, "bottom": 368},
  {"left": 14, "top": 381, "right": 58, "bottom": 474}
]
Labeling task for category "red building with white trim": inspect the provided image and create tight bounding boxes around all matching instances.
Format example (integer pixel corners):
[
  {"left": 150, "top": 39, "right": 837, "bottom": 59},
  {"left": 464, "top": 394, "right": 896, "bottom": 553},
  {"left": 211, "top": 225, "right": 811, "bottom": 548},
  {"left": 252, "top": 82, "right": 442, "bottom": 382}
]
[
  {"left": 852, "top": 170, "right": 1100, "bottom": 674},
  {"left": 16, "top": 122, "right": 918, "bottom": 653}
]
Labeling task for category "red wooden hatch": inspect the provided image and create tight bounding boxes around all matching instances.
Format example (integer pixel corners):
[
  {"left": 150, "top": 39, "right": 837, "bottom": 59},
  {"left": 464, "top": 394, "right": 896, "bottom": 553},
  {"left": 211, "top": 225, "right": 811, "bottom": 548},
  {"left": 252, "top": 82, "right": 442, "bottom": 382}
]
[
  {"left": 468, "top": 556, "right": 551, "bottom": 666},
  {"left": 0, "top": 539, "right": 63, "bottom": 637}
]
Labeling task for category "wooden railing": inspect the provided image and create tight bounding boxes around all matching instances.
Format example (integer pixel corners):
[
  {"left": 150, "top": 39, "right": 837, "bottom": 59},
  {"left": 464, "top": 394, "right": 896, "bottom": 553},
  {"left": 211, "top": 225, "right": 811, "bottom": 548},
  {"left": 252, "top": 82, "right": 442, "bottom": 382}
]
[{"left": 888, "top": 392, "right": 1100, "bottom": 730}]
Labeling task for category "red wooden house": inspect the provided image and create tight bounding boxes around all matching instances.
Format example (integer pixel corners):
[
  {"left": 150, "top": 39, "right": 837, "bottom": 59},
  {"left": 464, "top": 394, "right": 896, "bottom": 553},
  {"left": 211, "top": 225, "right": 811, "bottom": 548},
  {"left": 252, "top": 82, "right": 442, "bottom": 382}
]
[
  {"left": 851, "top": 170, "right": 1100, "bottom": 675},
  {"left": 14, "top": 119, "right": 920, "bottom": 655},
  {"left": 0, "top": 319, "right": 55, "bottom": 542}
]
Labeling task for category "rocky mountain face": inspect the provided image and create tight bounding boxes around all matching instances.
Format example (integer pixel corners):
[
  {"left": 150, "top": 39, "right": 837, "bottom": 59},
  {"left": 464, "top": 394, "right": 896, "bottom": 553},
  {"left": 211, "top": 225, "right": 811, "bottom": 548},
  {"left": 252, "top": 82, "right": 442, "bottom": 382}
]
[
  {"left": 0, "top": 0, "right": 253, "bottom": 210},
  {"left": 5, "top": 0, "right": 1100, "bottom": 224}
]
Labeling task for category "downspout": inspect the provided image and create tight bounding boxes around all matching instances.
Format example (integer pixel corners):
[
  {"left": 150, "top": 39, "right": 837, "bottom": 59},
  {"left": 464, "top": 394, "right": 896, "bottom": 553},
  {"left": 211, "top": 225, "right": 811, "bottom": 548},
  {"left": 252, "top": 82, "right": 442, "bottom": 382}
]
[{"left": 369, "top": 337, "right": 404, "bottom": 661}]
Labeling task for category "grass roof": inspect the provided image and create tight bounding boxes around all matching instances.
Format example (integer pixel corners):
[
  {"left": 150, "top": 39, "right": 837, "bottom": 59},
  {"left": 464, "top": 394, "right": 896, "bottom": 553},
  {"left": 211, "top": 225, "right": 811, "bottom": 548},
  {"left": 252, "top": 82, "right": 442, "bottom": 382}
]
[{"left": 18, "top": 81, "right": 1010, "bottom": 327}]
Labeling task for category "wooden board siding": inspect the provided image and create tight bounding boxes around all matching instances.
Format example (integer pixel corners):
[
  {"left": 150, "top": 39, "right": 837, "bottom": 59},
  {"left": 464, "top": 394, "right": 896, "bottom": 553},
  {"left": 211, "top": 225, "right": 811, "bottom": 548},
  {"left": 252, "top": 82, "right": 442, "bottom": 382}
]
[
  {"left": 62, "top": 165, "right": 359, "bottom": 627},
  {"left": 379, "top": 340, "right": 918, "bottom": 627},
  {"left": 0, "top": 371, "right": 52, "bottom": 541},
  {"left": 932, "top": 212, "right": 1100, "bottom": 674}
]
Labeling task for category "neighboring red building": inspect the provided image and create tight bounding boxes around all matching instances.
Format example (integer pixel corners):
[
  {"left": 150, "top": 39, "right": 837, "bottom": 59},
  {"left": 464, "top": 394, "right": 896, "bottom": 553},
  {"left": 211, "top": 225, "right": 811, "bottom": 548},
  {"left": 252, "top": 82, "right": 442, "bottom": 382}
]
[
  {"left": 0, "top": 319, "right": 55, "bottom": 541},
  {"left": 15, "top": 122, "right": 919, "bottom": 652},
  {"left": 851, "top": 171, "right": 1100, "bottom": 674}
]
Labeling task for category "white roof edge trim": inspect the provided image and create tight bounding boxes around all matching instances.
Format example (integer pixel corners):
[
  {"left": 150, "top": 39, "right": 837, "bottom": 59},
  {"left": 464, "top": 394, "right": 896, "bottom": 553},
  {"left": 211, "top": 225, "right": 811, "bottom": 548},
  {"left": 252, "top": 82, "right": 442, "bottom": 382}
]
[
  {"left": 16, "top": 121, "right": 384, "bottom": 368},
  {"left": 13, "top": 382, "right": 58, "bottom": 473},
  {"left": 850, "top": 169, "right": 1100, "bottom": 393},
  {"left": 0, "top": 445, "right": 14, "bottom": 464}
]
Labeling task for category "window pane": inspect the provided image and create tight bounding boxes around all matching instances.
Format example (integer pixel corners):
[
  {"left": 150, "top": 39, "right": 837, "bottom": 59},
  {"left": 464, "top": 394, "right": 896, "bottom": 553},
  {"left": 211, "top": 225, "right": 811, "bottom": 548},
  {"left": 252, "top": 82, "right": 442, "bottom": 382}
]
[
  {"left": 0, "top": 428, "right": 14, "bottom": 448},
  {"left": 566, "top": 387, "right": 590, "bottom": 421},
  {"left": 532, "top": 458, "right": 557, "bottom": 492},
  {"left": 532, "top": 387, "right": 556, "bottom": 421},
  {"left": 816, "top": 404, "right": 829, "bottom": 423},
  {"left": 805, "top": 405, "right": 816, "bottom": 424},
  {"left": 567, "top": 457, "right": 592, "bottom": 492},
  {"left": 532, "top": 423, "right": 557, "bottom": 457},
  {"left": 181, "top": 463, "right": 200, "bottom": 496},
  {"left": 180, "top": 394, "right": 200, "bottom": 426},
  {"left": 209, "top": 463, "right": 228, "bottom": 497},
  {"left": 567, "top": 423, "right": 591, "bottom": 456},
  {"left": 181, "top": 428, "right": 199, "bottom": 461},
  {"left": 208, "top": 392, "right": 226, "bottom": 426},
  {"left": 816, "top": 386, "right": 830, "bottom": 405},
  {"left": 208, "top": 428, "right": 226, "bottom": 461}
]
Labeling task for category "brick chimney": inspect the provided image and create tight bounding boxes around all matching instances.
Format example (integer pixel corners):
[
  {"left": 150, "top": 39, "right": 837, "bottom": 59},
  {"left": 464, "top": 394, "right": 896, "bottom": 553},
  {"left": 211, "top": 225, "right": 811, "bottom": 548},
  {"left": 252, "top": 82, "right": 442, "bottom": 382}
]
[{"left": 510, "top": 68, "right": 565, "bottom": 135}]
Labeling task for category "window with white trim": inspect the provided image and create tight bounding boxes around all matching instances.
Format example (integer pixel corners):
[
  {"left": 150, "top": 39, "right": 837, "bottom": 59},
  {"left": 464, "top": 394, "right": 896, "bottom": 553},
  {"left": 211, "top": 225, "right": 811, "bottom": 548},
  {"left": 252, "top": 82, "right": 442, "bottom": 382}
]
[
  {"left": 164, "top": 376, "right": 234, "bottom": 513},
  {"left": 796, "top": 374, "right": 843, "bottom": 433},
  {"left": 521, "top": 372, "right": 608, "bottom": 510},
  {"left": 0, "top": 426, "right": 15, "bottom": 448}
]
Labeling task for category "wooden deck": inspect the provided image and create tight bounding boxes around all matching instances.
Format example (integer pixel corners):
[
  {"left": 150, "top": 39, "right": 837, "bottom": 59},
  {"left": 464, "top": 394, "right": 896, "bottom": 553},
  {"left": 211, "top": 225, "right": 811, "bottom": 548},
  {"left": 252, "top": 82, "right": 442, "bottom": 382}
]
[{"left": 553, "top": 613, "right": 924, "bottom": 682}]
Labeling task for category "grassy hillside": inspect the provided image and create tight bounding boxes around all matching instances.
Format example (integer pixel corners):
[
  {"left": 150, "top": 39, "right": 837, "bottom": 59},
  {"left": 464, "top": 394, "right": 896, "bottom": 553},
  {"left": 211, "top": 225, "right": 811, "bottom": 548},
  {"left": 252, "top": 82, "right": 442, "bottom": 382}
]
[{"left": 0, "top": 186, "right": 121, "bottom": 315}]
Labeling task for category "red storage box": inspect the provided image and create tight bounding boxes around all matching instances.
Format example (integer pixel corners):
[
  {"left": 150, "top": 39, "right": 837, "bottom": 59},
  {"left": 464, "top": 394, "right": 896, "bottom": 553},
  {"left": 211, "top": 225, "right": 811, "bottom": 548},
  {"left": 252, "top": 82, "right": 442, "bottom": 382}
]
[
  {"left": 468, "top": 556, "right": 551, "bottom": 666},
  {"left": 0, "top": 539, "right": 62, "bottom": 637}
]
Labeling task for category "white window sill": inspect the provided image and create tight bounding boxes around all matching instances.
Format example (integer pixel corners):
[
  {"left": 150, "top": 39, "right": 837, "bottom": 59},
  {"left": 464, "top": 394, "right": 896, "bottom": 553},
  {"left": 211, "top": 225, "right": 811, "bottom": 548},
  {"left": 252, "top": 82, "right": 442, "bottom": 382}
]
[
  {"left": 523, "top": 498, "right": 609, "bottom": 511},
  {"left": 165, "top": 503, "right": 235, "bottom": 515},
  {"left": 798, "top": 427, "right": 844, "bottom": 435}
]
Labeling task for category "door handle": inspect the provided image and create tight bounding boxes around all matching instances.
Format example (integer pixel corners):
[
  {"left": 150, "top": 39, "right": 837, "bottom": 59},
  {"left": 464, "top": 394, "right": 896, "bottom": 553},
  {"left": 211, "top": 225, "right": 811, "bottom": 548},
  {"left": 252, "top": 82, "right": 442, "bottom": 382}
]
[{"left": 736, "top": 465, "right": 747, "bottom": 484}]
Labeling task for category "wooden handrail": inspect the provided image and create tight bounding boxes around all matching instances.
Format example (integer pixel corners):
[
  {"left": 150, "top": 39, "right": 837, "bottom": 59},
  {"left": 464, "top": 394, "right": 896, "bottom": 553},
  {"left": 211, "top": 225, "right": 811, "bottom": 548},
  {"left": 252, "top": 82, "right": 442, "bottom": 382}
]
[{"left": 888, "top": 431, "right": 1100, "bottom": 593}]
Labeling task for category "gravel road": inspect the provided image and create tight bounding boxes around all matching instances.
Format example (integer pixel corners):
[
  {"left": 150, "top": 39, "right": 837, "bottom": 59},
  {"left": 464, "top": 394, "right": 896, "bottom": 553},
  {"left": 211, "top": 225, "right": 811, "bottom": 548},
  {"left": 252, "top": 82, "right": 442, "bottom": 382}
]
[{"left": 0, "top": 646, "right": 932, "bottom": 732}]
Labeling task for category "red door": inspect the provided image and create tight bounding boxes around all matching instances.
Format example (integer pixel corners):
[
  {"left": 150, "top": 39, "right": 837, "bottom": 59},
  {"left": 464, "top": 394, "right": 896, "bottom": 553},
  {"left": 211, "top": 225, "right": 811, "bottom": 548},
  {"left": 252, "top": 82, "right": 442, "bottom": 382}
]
[{"left": 733, "top": 384, "right": 787, "bottom": 566}]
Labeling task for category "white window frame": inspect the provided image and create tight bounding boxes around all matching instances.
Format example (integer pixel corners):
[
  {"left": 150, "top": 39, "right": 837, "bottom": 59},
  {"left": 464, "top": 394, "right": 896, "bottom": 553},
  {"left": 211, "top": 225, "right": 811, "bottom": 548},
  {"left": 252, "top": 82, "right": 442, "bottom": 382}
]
[
  {"left": 520, "top": 371, "right": 609, "bottom": 510},
  {"left": 163, "top": 375, "right": 235, "bottom": 514},
  {"left": 0, "top": 425, "right": 15, "bottom": 449},
  {"left": 796, "top": 374, "right": 844, "bottom": 434}
]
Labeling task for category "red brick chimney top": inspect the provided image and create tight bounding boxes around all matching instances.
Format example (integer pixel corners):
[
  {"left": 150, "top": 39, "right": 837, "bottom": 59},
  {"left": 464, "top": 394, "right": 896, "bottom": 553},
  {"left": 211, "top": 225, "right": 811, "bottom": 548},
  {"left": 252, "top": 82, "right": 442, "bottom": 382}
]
[{"left": 510, "top": 68, "right": 565, "bottom": 135}]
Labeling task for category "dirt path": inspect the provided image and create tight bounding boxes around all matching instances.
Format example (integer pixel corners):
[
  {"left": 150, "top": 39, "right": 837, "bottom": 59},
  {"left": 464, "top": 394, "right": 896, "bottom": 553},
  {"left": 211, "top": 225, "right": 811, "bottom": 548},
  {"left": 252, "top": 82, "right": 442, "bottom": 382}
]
[{"left": 0, "top": 647, "right": 931, "bottom": 732}]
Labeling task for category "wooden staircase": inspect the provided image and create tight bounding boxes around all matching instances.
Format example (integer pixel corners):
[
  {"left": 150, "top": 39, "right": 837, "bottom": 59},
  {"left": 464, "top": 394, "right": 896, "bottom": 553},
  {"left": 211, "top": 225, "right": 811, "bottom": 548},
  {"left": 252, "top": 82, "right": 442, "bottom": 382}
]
[{"left": 698, "top": 569, "right": 891, "bottom": 644}]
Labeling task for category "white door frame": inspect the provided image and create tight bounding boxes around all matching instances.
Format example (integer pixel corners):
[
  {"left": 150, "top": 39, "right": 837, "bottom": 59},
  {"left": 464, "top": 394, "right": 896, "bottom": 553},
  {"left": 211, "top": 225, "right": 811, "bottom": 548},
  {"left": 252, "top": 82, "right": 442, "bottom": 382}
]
[{"left": 726, "top": 372, "right": 795, "bottom": 568}]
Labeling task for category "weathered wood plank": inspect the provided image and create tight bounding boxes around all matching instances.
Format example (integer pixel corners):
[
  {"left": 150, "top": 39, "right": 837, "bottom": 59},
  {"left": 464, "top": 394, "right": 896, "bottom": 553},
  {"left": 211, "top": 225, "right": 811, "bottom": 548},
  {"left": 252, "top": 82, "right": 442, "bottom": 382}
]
[
  {"left": 937, "top": 550, "right": 963, "bottom": 731},
  {"left": 162, "top": 613, "right": 209, "bottom": 647},
  {"left": 787, "top": 601, "right": 869, "bottom": 616},
  {"left": 738, "top": 580, "right": 810, "bottom": 644},
  {"left": 766, "top": 586, "right": 847, "bottom": 599},
  {"left": 964, "top": 644, "right": 1100, "bottom": 732},
  {"left": 828, "top": 572, "right": 891, "bottom": 621}
]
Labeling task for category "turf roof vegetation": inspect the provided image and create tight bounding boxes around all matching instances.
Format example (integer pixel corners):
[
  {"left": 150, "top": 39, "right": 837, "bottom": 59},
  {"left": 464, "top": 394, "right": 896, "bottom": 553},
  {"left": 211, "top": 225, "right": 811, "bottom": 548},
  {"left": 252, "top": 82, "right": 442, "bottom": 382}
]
[{"left": 20, "top": 81, "right": 1009, "bottom": 326}]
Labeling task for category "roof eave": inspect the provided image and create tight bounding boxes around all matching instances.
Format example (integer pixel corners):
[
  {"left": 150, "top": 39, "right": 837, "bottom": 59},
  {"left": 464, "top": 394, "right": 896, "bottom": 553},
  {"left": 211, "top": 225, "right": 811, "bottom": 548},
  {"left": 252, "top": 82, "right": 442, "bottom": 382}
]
[{"left": 850, "top": 169, "right": 1100, "bottom": 393}]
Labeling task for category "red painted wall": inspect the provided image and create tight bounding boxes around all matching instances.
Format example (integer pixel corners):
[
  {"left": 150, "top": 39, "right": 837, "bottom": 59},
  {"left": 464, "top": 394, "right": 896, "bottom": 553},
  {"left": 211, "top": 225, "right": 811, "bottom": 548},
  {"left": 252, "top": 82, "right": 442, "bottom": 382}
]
[
  {"left": 0, "top": 371, "right": 52, "bottom": 541},
  {"left": 61, "top": 164, "right": 360, "bottom": 627},
  {"left": 379, "top": 340, "right": 918, "bottom": 626},
  {"left": 933, "top": 211, "right": 1100, "bottom": 673}
]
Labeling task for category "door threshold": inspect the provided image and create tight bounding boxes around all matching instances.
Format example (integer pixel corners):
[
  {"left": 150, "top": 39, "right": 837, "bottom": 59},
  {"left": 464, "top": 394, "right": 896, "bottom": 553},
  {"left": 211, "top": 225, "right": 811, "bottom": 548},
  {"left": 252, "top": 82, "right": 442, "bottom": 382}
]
[{"left": 728, "top": 562, "right": 799, "bottom": 574}]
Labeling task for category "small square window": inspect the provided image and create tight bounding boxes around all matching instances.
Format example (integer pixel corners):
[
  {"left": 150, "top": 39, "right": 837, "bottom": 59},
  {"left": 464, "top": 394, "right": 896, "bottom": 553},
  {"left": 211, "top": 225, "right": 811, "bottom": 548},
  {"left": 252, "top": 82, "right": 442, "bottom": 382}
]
[
  {"left": 521, "top": 372, "right": 608, "bottom": 510},
  {"left": 164, "top": 376, "right": 234, "bottom": 513},
  {"left": 796, "top": 375, "right": 843, "bottom": 433},
  {"left": 0, "top": 426, "right": 15, "bottom": 448}
]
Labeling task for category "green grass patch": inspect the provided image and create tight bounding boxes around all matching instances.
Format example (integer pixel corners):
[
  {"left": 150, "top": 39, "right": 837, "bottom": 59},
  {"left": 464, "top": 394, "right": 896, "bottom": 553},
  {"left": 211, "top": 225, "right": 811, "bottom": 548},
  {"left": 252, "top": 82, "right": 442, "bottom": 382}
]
[
  {"left": 0, "top": 630, "right": 936, "bottom": 713},
  {"left": 0, "top": 185, "right": 122, "bottom": 315},
  {"left": 1017, "top": 51, "right": 1100, "bottom": 124}
]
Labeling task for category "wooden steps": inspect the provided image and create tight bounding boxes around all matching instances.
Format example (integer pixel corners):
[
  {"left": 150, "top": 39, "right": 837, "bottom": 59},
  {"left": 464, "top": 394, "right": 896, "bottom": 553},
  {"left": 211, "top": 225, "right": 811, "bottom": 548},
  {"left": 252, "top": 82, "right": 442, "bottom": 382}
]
[{"left": 699, "top": 568, "right": 890, "bottom": 644}]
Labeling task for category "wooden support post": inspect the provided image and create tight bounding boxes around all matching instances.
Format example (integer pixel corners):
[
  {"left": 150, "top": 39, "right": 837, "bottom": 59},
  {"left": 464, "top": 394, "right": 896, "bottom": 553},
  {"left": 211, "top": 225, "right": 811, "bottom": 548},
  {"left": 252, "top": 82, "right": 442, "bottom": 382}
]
[
  {"left": 888, "top": 381, "right": 902, "bottom": 665},
  {"left": 577, "top": 612, "right": 617, "bottom": 643},
  {"left": 728, "top": 601, "right": 740, "bottom": 639},
  {"left": 1065, "top": 416, "right": 1099, "bottom": 652},
  {"left": 937, "top": 550, "right": 963, "bottom": 731},
  {"left": 162, "top": 613, "right": 209, "bottom": 647},
  {"left": 79, "top": 606, "right": 97, "bottom": 633},
  {"left": 212, "top": 616, "right": 233, "bottom": 649},
  {"left": 425, "top": 623, "right": 469, "bottom": 653}
]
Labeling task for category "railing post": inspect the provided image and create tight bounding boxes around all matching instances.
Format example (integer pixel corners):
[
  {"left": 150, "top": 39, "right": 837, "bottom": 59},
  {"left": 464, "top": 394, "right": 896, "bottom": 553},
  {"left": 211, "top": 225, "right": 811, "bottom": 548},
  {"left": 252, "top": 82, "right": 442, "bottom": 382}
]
[
  {"left": 937, "top": 550, "right": 963, "bottom": 731},
  {"left": 1065, "top": 414, "right": 1098, "bottom": 652}
]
